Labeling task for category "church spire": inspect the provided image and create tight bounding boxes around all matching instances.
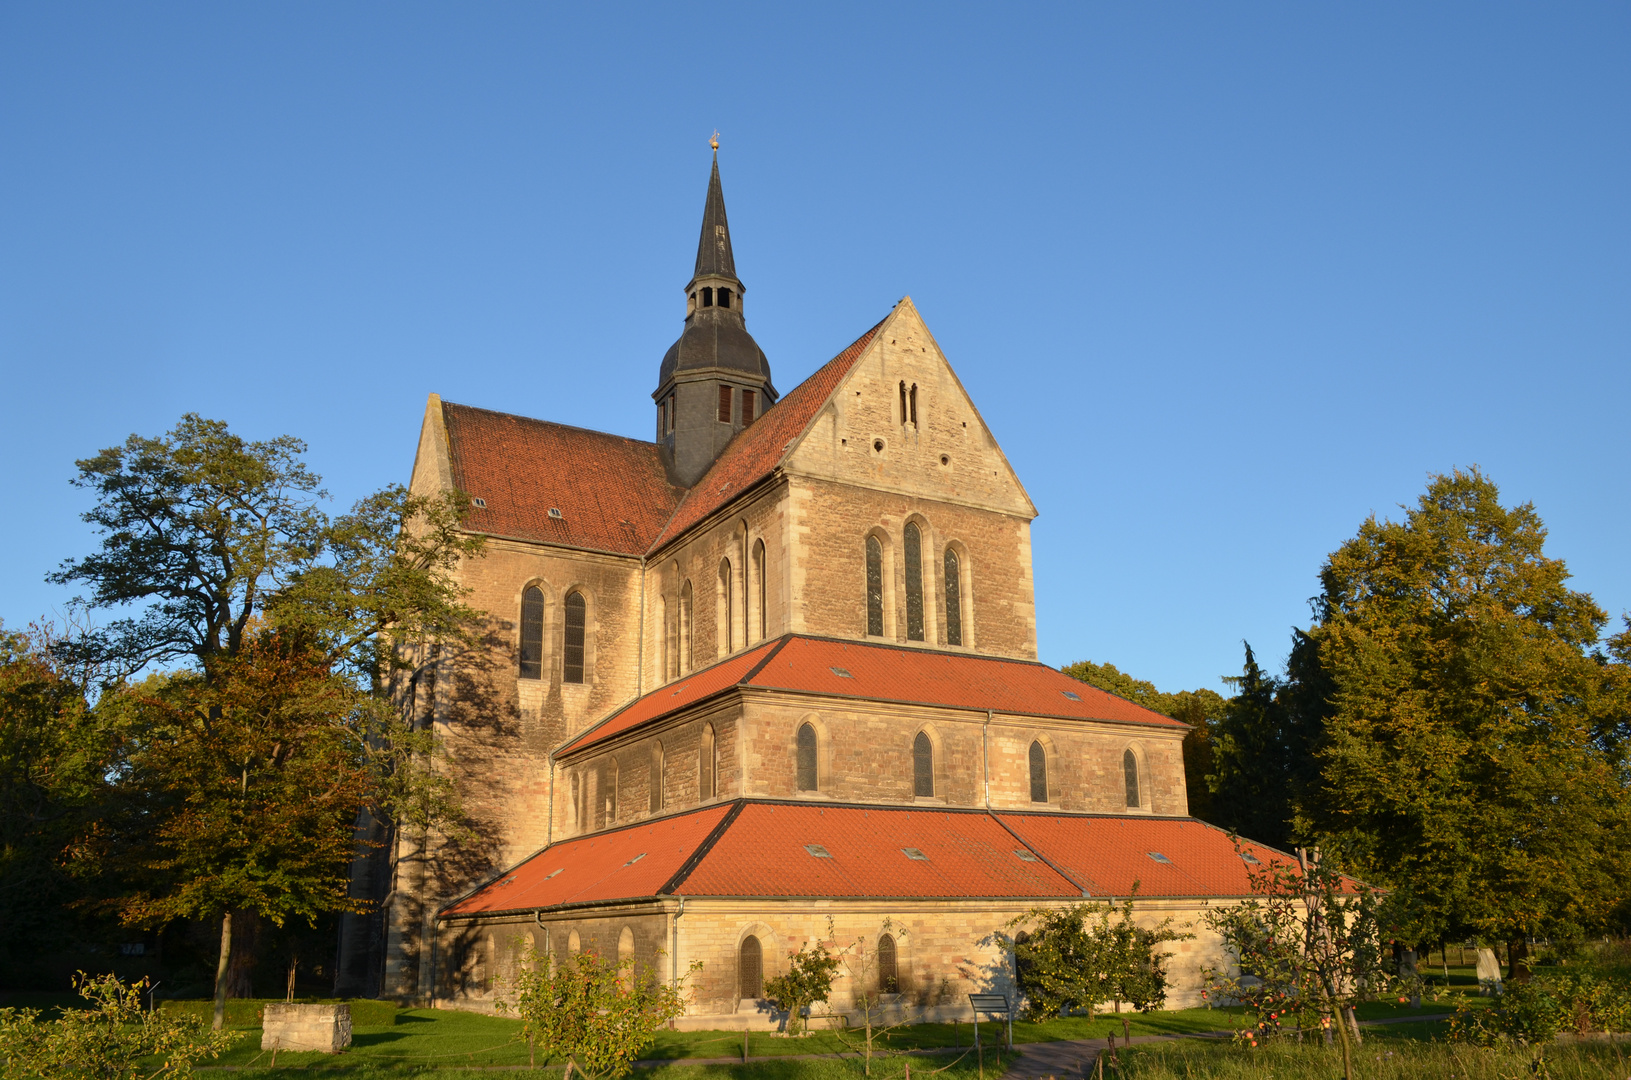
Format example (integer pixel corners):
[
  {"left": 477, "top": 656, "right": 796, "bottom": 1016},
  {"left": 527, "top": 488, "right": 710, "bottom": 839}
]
[
  {"left": 653, "top": 142, "right": 776, "bottom": 488},
  {"left": 692, "top": 149, "right": 738, "bottom": 285}
]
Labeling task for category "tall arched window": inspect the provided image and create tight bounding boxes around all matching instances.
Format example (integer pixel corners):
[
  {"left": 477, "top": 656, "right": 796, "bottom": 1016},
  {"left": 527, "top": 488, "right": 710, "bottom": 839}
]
[
  {"left": 657, "top": 597, "right": 669, "bottom": 680},
  {"left": 752, "top": 539, "right": 767, "bottom": 642},
  {"left": 903, "top": 522, "right": 924, "bottom": 642},
  {"left": 699, "top": 723, "right": 716, "bottom": 801},
  {"left": 679, "top": 580, "right": 694, "bottom": 673},
  {"left": 603, "top": 759, "right": 618, "bottom": 824},
  {"left": 1029, "top": 741, "right": 1048, "bottom": 804},
  {"left": 739, "top": 935, "right": 763, "bottom": 998},
  {"left": 912, "top": 732, "right": 934, "bottom": 797},
  {"left": 520, "top": 586, "right": 545, "bottom": 679},
  {"left": 569, "top": 772, "right": 581, "bottom": 829},
  {"left": 865, "top": 536, "right": 884, "bottom": 637},
  {"left": 1124, "top": 749, "right": 1141, "bottom": 808},
  {"left": 563, "top": 591, "right": 586, "bottom": 683},
  {"left": 649, "top": 741, "right": 664, "bottom": 812},
  {"left": 618, "top": 927, "right": 636, "bottom": 990},
  {"left": 796, "top": 723, "right": 818, "bottom": 792},
  {"left": 878, "top": 933, "right": 899, "bottom": 994},
  {"left": 718, "top": 559, "right": 733, "bottom": 654},
  {"left": 944, "top": 548, "right": 963, "bottom": 647}
]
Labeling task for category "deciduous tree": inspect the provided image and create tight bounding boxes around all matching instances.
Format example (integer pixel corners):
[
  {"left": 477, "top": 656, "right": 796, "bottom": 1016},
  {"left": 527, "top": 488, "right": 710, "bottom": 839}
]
[
  {"left": 1294, "top": 468, "right": 1631, "bottom": 979},
  {"left": 49, "top": 414, "right": 485, "bottom": 1025}
]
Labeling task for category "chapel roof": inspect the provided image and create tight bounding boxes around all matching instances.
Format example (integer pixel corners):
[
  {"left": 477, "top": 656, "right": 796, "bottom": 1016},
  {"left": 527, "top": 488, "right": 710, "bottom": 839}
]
[
  {"left": 554, "top": 633, "right": 1189, "bottom": 758},
  {"left": 437, "top": 312, "right": 888, "bottom": 559},
  {"left": 440, "top": 402, "right": 682, "bottom": 555},
  {"left": 439, "top": 801, "right": 1293, "bottom": 918}
]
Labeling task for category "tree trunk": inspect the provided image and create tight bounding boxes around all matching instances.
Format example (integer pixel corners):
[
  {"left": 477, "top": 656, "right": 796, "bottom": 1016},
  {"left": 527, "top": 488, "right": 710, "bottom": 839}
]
[
  {"left": 225, "top": 909, "right": 259, "bottom": 998},
  {"left": 1506, "top": 937, "right": 1532, "bottom": 985},
  {"left": 212, "top": 911, "right": 232, "bottom": 1031}
]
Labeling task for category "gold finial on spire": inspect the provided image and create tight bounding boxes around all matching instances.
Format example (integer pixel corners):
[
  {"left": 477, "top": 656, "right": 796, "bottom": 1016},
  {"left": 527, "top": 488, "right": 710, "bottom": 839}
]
[{"left": 710, "top": 130, "right": 720, "bottom": 151}]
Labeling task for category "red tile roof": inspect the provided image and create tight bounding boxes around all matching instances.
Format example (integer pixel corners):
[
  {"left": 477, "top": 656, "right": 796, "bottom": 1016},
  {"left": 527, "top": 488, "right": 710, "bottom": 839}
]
[
  {"left": 441, "top": 803, "right": 735, "bottom": 916},
  {"left": 647, "top": 318, "right": 886, "bottom": 551},
  {"left": 440, "top": 801, "right": 1295, "bottom": 918},
  {"left": 994, "top": 813, "right": 1294, "bottom": 898},
  {"left": 675, "top": 803, "right": 1080, "bottom": 899},
  {"left": 555, "top": 635, "right": 1185, "bottom": 757},
  {"left": 554, "top": 639, "right": 784, "bottom": 756},
  {"left": 441, "top": 403, "right": 682, "bottom": 556}
]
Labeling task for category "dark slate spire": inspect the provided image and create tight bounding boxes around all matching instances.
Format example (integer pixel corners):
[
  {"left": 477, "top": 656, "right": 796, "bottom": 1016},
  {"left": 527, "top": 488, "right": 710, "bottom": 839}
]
[
  {"left": 692, "top": 151, "right": 738, "bottom": 284},
  {"left": 653, "top": 145, "right": 776, "bottom": 488}
]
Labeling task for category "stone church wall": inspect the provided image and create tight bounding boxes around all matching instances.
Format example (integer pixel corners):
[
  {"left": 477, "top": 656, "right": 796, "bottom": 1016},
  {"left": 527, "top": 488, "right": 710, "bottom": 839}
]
[
  {"left": 789, "top": 477, "right": 1037, "bottom": 659},
  {"left": 435, "top": 896, "right": 1235, "bottom": 1024},
  {"left": 643, "top": 481, "right": 791, "bottom": 689}
]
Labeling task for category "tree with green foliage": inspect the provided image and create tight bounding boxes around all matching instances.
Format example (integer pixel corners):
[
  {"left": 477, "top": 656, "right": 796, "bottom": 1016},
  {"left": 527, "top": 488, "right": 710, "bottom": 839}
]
[
  {"left": 502, "top": 945, "right": 696, "bottom": 1078},
  {"left": 1008, "top": 896, "right": 1190, "bottom": 1020},
  {"left": 1203, "top": 848, "right": 1395, "bottom": 1080},
  {"left": 764, "top": 936, "right": 843, "bottom": 1035},
  {"left": 0, "top": 625, "right": 113, "bottom": 981},
  {"left": 1204, "top": 640, "right": 1327, "bottom": 850},
  {"left": 1061, "top": 660, "right": 1227, "bottom": 821},
  {"left": 0, "top": 971, "right": 232, "bottom": 1080},
  {"left": 49, "top": 414, "right": 486, "bottom": 1026},
  {"left": 1293, "top": 468, "right": 1631, "bottom": 981}
]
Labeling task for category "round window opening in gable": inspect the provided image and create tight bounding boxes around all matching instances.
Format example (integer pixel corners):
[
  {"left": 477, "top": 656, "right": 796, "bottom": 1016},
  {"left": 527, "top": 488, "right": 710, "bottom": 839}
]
[{"left": 873, "top": 438, "right": 885, "bottom": 453}]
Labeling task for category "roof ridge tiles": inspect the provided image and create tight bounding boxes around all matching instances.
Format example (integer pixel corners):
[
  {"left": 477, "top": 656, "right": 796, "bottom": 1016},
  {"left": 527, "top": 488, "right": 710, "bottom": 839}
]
[
  {"left": 657, "top": 799, "right": 747, "bottom": 895},
  {"left": 646, "top": 314, "right": 890, "bottom": 554},
  {"left": 443, "top": 400, "right": 664, "bottom": 449}
]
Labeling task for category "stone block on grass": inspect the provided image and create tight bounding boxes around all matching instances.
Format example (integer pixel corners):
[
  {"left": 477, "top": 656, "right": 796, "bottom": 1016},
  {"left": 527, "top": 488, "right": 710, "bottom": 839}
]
[{"left": 261, "top": 1002, "right": 352, "bottom": 1053}]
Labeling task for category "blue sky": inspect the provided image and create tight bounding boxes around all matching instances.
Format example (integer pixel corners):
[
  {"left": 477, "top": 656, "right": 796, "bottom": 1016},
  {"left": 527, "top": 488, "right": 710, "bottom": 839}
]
[{"left": 2, "top": 3, "right": 1626, "bottom": 694}]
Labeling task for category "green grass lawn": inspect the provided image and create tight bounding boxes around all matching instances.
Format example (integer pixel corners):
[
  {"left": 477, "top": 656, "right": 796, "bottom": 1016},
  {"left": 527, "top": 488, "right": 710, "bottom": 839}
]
[
  {"left": 1117, "top": 1038, "right": 1631, "bottom": 1079},
  {"left": 192, "top": 994, "right": 1485, "bottom": 1076}
]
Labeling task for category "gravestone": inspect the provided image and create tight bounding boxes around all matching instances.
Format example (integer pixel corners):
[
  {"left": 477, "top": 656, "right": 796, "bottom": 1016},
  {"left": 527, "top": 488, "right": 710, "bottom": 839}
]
[
  {"left": 261, "top": 1002, "right": 352, "bottom": 1053},
  {"left": 1475, "top": 948, "right": 1504, "bottom": 996}
]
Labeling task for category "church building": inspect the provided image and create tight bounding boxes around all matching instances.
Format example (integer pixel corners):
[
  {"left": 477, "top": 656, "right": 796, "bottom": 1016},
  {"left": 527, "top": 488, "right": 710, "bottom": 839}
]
[{"left": 344, "top": 152, "right": 1277, "bottom": 1025}]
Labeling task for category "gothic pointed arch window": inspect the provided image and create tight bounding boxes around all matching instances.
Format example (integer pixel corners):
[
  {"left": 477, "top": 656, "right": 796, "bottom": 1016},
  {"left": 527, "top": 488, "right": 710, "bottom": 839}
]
[
  {"left": 878, "top": 933, "right": 899, "bottom": 994},
  {"left": 944, "top": 548, "right": 963, "bottom": 647},
  {"left": 718, "top": 558, "right": 733, "bottom": 654},
  {"left": 752, "top": 538, "right": 767, "bottom": 642},
  {"left": 1124, "top": 749, "right": 1141, "bottom": 809},
  {"left": 679, "top": 580, "right": 694, "bottom": 674},
  {"left": 650, "top": 741, "right": 665, "bottom": 812},
  {"left": 563, "top": 591, "right": 586, "bottom": 683},
  {"left": 739, "top": 935, "right": 763, "bottom": 998},
  {"left": 903, "top": 522, "right": 925, "bottom": 642},
  {"left": 1029, "top": 741, "right": 1048, "bottom": 804},
  {"left": 796, "top": 723, "right": 818, "bottom": 792},
  {"left": 865, "top": 536, "right": 884, "bottom": 637},
  {"left": 520, "top": 586, "right": 545, "bottom": 679},
  {"left": 912, "top": 731, "right": 934, "bottom": 798},
  {"left": 699, "top": 723, "right": 716, "bottom": 801}
]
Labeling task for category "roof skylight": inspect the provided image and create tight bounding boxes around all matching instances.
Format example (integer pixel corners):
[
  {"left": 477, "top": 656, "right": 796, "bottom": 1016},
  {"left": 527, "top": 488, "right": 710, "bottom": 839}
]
[
  {"left": 1013, "top": 849, "right": 1040, "bottom": 863},
  {"left": 471, "top": 497, "right": 488, "bottom": 508},
  {"left": 545, "top": 868, "right": 563, "bottom": 880},
  {"left": 1060, "top": 690, "right": 1081, "bottom": 701},
  {"left": 901, "top": 847, "right": 928, "bottom": 861},
  {"left": 624, "top": 853, "right": 647, "bottom": 866},
  {"left": 1147, "top": 852, "right": 1172, "bottom": 864},
  {"left": 829, "top": 667, "right": 853, "bottom": 678},
  {"left": 804, "top": 844, "right": 832, "bottom": 858},
  {"left": 1240, "top": 852, "right": 1260, "bottom": 865}
]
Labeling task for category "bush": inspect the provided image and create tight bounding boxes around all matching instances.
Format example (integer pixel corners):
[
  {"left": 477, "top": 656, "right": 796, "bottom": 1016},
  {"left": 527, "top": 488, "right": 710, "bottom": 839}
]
[
  {"left": 157, "top": 997, "right": 398, "bottom": 1028},
  {"left": 1448, "top": 969, "right": 1631, "bottom": 1045},
  {"left": 0, "top": 972, "right": 234, "bottom": 1080}
]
